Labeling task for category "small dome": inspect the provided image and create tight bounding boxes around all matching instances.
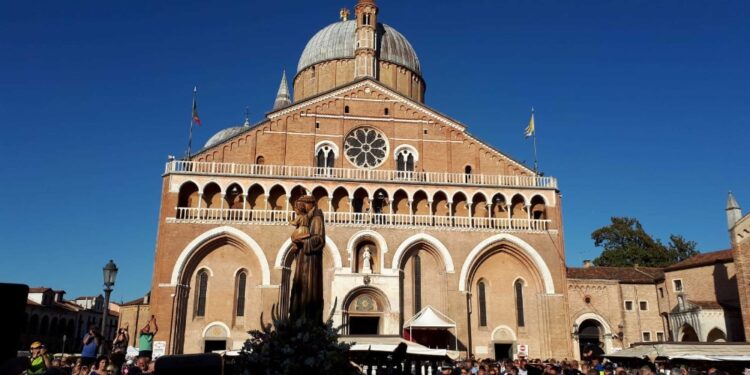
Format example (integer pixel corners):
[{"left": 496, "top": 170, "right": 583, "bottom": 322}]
[
  {"left": 297, "top": 20, "right": 421, "bottom": 76},
  {"left": 204, "top": 126, "right": 247, "bottom": 149}
]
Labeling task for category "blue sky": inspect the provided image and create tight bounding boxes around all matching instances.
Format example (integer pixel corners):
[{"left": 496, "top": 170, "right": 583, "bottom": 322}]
[{"left": 1, "top": 0, "right": 748, "bottom": 302}]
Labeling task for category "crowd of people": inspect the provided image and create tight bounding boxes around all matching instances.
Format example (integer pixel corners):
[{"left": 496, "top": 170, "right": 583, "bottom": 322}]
[
  {"left": 16, "top": 316, "right": 158, "bottom": 375},
  {"left": 436, "top": 356, "right": 736, "bottom": 375}
]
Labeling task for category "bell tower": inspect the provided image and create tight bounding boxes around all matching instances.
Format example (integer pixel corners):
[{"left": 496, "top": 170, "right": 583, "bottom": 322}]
[{"left": 354, "top": 0, "right": 378, "bottom": 78}]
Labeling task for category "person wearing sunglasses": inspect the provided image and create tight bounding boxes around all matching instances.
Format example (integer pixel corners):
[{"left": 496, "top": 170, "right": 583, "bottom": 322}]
[{"left": 28, "top": 341, "right": 51, "bottom": 374}]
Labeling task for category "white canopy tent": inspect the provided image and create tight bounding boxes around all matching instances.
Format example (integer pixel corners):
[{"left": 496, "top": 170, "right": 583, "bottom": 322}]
[{"left": 403, "top": 305, "right": 458, "bottom": 351}]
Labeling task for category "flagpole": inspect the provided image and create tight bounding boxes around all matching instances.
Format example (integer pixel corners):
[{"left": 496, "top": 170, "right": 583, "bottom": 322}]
[
  {"left": 531, "top": 107, "right": 539, "bottom": 174},
  {"left": 187, "top": 86, "right": 197, "bottom": 159}
]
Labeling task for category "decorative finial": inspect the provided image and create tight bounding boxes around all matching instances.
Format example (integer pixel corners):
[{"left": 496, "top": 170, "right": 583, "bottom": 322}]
[
  {"left": 243, "top": 106, "right": 250, "bottom": 126},
  {"left": 340, "top": 7, "right": 350, "bottom": 21}
]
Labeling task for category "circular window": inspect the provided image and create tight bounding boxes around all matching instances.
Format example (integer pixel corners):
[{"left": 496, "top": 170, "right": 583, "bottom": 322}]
[{"left": 344, "top": 127, "right": 388, "bottom": 169}]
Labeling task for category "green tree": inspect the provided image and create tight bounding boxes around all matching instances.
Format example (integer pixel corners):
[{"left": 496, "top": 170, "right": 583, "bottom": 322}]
[{"left": 591, "top": 217, "right": 698, "bottom": 267}]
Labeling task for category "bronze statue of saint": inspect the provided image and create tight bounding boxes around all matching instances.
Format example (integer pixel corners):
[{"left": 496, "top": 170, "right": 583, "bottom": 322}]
[{"left": 288, "top": 195, "right": 326, "bottom": 323}]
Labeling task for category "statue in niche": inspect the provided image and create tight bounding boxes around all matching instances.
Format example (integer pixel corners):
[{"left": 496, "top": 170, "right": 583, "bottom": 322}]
[{"left": 361, "top": 246, "right": 372, "bottom": 274}]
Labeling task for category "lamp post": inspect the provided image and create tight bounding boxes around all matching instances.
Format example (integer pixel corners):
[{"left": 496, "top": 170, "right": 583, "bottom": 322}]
[{"left": 101, "top": 260, "right": 118, "bottom": 352}]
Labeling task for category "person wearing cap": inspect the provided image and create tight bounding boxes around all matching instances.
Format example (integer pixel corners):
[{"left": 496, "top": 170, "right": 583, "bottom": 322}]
[{"left": 28, "top": 341, "right": 51, "bottom": 374}]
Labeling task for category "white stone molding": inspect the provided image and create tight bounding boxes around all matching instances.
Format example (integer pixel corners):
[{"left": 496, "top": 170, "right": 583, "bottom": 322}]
[
  {"left": 393, "top": 144, "right": 419, "bottom": 162},
  {"left": 491, "top": 325, "right": 517, "bottom": 341},
  {"left": 314, "top": 140, "right": 340, "bottom": 159},
  {"left": 346, "top": 229, "right": 389, "bottom": 271},
  {"left": 391, "top": 233, "right": 455, "bottom": 273},
  {"left": 201, "top": 321, "right": 231, "bottom": 338},
  {"left": 274, "top": 236, "right": 343, "bottom": 269},
  {"left": 458, "top": 234, "right": 555, "bottom": 294},
  {"left": 170, "top": 226, "right": 271, "bottom": 286},
  {"left": 196, "top": 266, "right": 214, "bottom": 277}
]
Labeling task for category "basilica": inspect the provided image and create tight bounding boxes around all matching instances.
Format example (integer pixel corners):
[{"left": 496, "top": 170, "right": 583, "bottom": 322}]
[{"left": 137, "top": 0, "right": 750, "bottom": 359}]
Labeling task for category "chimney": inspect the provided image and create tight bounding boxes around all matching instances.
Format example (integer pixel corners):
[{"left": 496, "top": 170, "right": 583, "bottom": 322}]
[{"left": 583, "top": 260, "right": 593, "bottom": 268}]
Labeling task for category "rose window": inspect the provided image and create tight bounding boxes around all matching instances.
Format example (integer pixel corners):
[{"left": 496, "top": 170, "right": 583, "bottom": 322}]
[{"left": 344, "top": 127, "right": 388, "bottom": 168}]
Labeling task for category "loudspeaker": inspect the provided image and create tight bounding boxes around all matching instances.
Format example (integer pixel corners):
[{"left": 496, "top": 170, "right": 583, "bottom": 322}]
[
  {"left": 155, "top": 353, "right": 223, "bottom": 375},
  {"left": 0, "top": 283, "right": 28, "bottom": 364}
]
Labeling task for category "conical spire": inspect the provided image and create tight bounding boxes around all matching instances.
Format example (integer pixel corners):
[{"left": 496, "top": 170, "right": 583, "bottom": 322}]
[
  {"left": 728, "top": 191, "right": 741, "bottom": 210},
  {"left": 272, "top": 70, "right": 292, "bottom": 110},
  {"left": 727, "top": 191, "right": 742, "bottom": 229}
]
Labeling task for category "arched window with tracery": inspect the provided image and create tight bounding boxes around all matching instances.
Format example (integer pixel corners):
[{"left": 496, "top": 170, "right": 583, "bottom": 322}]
[
  {"left": 514, "top": 279, "right": 525, "bottom": 327},
  {"left": 236, "top": 271, "right": 247, "bottom": 317},
  {"left": 195, "top": 270, "right": 209, "bottom": 317},
  {"left": 413, "top": 254, "right": 422, "bottom": 312},
  {"left": 395, "top": 146, "right": 417, "bottom": 178},
  {"left": 316, "top": 147, "right": 335, "bottom": 169},
  {"left": 478, "top": 280, "right": 488, "bottom": 327}
]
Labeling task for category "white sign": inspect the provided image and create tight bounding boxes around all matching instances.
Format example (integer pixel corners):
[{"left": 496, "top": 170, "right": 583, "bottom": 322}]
[
  {"left": 153, "top": 341, "right": 167, "bottom": 359},
  {"left": 517, "top": 344, "right": 529, "bottom": 356},
  {"left": 475, "top": 346, "right": 488, "bottom": 355}
]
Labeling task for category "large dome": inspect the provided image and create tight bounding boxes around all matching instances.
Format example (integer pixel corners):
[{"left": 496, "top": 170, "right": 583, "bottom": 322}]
[{"left": 297, "top": 20, "right": 421, "bottom": 76}]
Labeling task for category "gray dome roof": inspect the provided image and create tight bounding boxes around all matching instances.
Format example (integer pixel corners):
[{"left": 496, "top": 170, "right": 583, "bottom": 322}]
[
  {"left": 297, "top": 20, "right": 421, "bottom": 76},
  {"left": 204, "top": 126, "right": 248, "bottom": 149}
]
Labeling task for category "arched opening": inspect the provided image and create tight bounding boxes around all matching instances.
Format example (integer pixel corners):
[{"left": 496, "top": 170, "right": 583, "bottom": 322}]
[
  {"left": 396, "top": 148, "right": 416, "bottom": 176},
  {"left": 412, "top": 190, "right": 429, "bottom": 225},
  {"left": 399, "top": 243, "right": 448, "bottom": 327},
  {"left": 530, "top": 195, "right": 546, "bottom": 220},
  {"left": 315, "top": 143, "right": 336, "bottom": 171},
  {"left": 392, "top": 189, "right": 409, "bottom": 215},
  {"left": 464, "top": 165, "right": 473, "bottom": 183},
  {"left": 578, "top": 319, "right": 604, "bottom": 360},
  {"left": 224, "top": 183, "right": 244, "bottom": 209},
  {"left": 246, "top": 184, "right": 265, "bottom": 221},
  {"left": 510, "top": 194, "right": 526, "bottom": 219},
  {"left": 312, "top": 186, "right": 330, "bottom": 212},
  {"left": 452, "top": 192, "right": 469, "bottom": 227},
  {"left": 267, "top": 185, "right": 286, "bottom": 211},
  {"left": 432, "top": 191, "right": 449, "bottom": 226},
  {"left": 371, "top": 189, "right": 389, "bottom": 215},
  {"left": 50, "top": 317, "right": 58, "bottom": 337},
  {"left": 172, "top": 230, "right": 267, "bottom": 354},
  {"left": 343, "top": 287, "right": 389, "bottom": 335},
  {"left": 680, "top": 324, "right": 699, "bottom": 342},
  {"left": 352, "top": 187, "right": 370, "bottom": 214},
  {"left": 707, "top": 327, "right": 727, "bottom": 342},
  {"left": 353, "top": 240, "right": 378, "bottom": 274},
  {"left": 202, "top": 182, "right": 222, "bottom": 212},
  {"left": 235, "top": 270, "right": 247, "bottom": 318},
  {"left": 331, "top": 187, "right": 350, "bottom": 221},
  {"left": 177, "top": 181, "right": 200, "bottom": 209},
  {"left": 40, "top": 316, "right": 49, "bottom": 335},
  {"left": 255, "top": 155, "right": 265, "bottom": 165},
  {"left": 194, "top": 269, "right": 209, "bottom": 317},
  {"left": 477, "top": 280, "right": 488, "bottom": 327},
  {"left": 472, "top": 193, "right": 489, "bottom": 228},
  {"left": 514, "top": 279, "right": 525, "bottom": 327},
  {"left": 29, "top": 314, "right": 39, "bottom": 334},
  {"left": 202, "top": 323, "right": 229, "bottom": 353}
]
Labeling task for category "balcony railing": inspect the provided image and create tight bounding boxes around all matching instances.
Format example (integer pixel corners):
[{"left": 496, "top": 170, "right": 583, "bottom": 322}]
[
  {"left": 170, "top": 207, "right": 552, "bottom": 232},
  {"left": 165, "top": 161, "right": 557, "bottom": 189}
]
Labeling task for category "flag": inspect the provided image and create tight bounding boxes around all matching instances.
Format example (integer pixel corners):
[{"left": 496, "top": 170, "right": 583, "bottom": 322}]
[
  {"left": 192, "top": 86, "right": 201, "bottom": 126},
  {"left": 524, "top": 110, "right": 535, "bottom": 138}
]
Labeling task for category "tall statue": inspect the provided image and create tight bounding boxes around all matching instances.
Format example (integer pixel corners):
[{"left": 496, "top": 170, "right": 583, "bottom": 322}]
[
  {"left": 361, "top": 246, "right": 372, "bottom": 274},
  {"left": 288, "top": 195, "right": 326, "bottom": 323}
]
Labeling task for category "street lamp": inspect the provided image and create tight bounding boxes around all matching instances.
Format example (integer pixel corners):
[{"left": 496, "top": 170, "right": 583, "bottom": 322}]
[{"left": 101, "top": 260, "right": 118, "bottom": 349}]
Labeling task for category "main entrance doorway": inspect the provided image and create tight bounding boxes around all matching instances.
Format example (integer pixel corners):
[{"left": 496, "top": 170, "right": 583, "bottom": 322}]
[
  {"left": 204, "top": 340, "right": 226, "bottom": 353},
  {"left": 494, "top": 343, "right": 513, "bottom": 360},
  {"left": 578, "top": 319, "right": 603, "bottom": 360},
  {"left": 350, "top": 316, "right": 380, "bottom": 335}
]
